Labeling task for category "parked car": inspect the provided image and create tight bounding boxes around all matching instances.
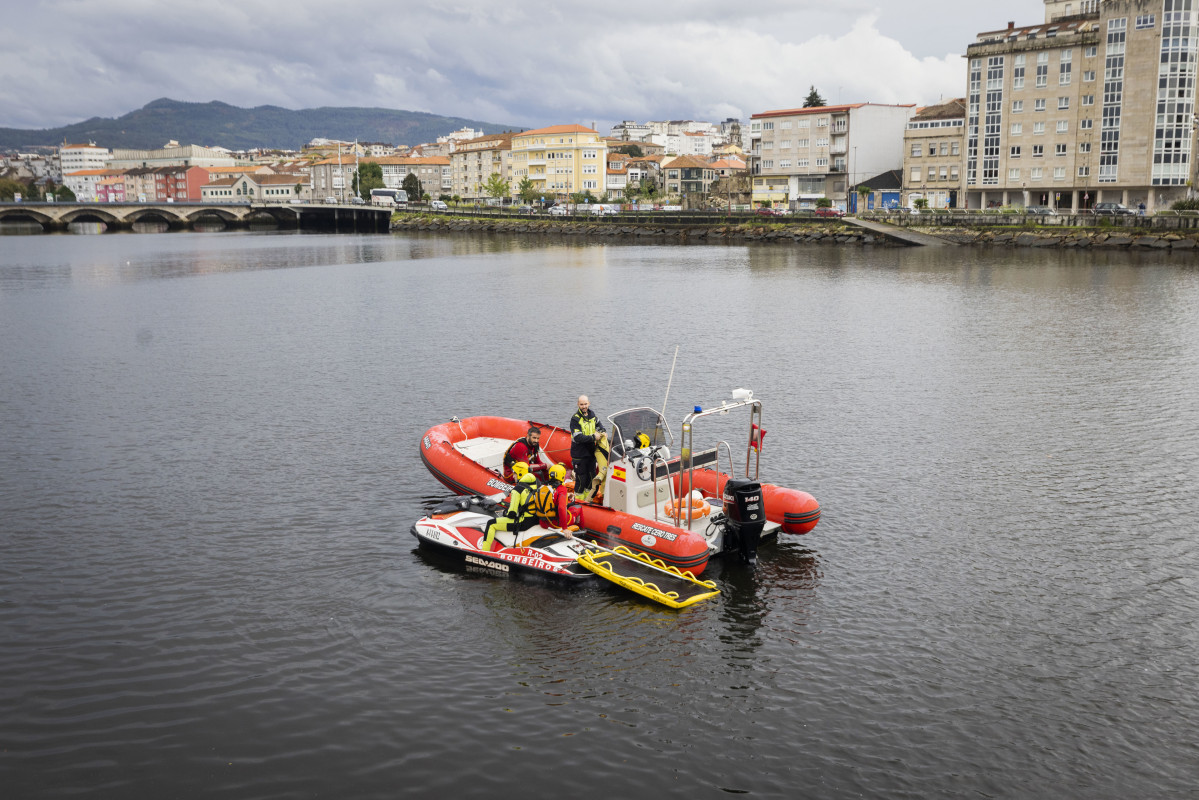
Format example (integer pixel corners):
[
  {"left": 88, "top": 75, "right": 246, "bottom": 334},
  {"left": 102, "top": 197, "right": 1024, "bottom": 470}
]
[
  {"left": 430, "top": 199, "right": 449, "bottom": 211},
  {"left": 548, "top": 205, "right": 570, "bottom": 216},
  {"left": 813, "top": 206, "right": 845, "bottom": 218},
  {"left": 1026, "top": 206, "right": 1057, "bottom": 215},
  {"left": 756, "top": 207, "right": 782, "bottom": 217},
  {"left": 350, "top": 196, "right": 365, "bottom": 205},
  {"left": 1093, "top": 202, "right": 1134, "bottom": 216},
  {"left": 324, "top": 196, "right": 338, "bottom": 204}
]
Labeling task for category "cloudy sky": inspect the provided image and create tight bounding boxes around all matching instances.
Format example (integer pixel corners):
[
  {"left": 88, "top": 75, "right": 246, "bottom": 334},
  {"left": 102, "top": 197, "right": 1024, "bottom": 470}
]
[{"left": 2, "top": 1, "right": 1046, "bottom": 133}]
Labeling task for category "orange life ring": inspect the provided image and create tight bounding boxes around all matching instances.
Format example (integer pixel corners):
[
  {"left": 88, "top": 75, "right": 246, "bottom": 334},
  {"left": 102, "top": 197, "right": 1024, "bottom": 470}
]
[{"left": 664, "top": 495, "right": 711, "bottom": 520}]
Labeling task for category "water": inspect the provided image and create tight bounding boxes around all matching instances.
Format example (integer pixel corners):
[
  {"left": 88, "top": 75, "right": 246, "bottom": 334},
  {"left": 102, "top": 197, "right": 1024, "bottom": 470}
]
[{"left": 2, "top": 231, "right": 1198, "bottom": 798}]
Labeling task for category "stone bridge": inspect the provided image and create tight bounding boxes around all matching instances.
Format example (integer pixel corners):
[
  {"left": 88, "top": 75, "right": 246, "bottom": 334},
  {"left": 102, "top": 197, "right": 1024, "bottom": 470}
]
[{"left": 0, "top": 201, "right": 391, "bottom": 233}]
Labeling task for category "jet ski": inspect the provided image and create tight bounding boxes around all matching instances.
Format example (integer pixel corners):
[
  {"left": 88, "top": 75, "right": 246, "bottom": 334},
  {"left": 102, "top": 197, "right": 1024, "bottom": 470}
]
[{"left": 410, "top": 494, "right": 594, "bottom": 581}]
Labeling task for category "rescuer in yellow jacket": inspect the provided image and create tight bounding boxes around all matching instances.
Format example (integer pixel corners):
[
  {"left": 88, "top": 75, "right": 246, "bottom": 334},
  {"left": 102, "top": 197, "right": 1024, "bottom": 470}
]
[{"left": 480, "top": 463, "right": 540, "bottom": 552}]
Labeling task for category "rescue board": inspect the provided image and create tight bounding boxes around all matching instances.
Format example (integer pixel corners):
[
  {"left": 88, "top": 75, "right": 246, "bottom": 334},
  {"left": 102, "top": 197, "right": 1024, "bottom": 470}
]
[{"left": 578, "top": 543, "right": 720, "bottom": 609}]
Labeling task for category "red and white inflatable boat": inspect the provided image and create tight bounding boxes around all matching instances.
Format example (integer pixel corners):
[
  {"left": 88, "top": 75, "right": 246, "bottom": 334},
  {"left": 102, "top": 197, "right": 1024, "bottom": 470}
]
[{"left": 418, "top": 393, "right": 820, "bottom": 575}]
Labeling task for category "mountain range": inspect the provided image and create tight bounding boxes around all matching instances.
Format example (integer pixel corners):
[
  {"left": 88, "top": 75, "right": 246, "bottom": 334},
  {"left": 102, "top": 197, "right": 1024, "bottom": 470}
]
[{"left": 0, "top": 98, "right": 522, "bottom": 151}]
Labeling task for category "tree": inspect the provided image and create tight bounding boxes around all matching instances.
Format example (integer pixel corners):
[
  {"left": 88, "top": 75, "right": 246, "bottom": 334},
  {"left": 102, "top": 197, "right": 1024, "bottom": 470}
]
[
  {"left": 0, "top": 178, "right": 25, "bottom": 200},
  {"left": 803, "top": 86, "right": 826, "bottom": 108},
  {"left": 638, "top": 178, "right": 658, "bottom": 199},
  {"left": 516, "top": 177, "right": 539, "bottom": 204},
  {"left": 53, "top": 183, "right": 76, "bottom": 201},
  {"left": 352, "top": 162, "right": 384, "bottom": 199},
  {"left": 451, "top": 194, "right": 461, "bottom": 206},
  {"left": 815, "top": 197, "right": 832, "bottom": 208},
  {"left": 483, "top": 172, "right": 510, "bottom": 202},
  {"left": 857, "top": 185, "right": 871, "bottom": 213},
  {"left": 610, "top": 144, "right": 643, "bottom": 157},
  {"left": 402, "top": 173, "right": 423, "bottom": 200},
  {"left": 622, "top": 182, "right": 640, "bottom": 203}
]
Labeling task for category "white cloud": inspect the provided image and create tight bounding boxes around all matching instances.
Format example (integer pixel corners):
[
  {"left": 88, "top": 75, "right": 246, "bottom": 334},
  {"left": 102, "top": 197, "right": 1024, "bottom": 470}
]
[{"left": 0, "top": 0, "right": 1046, "bottom": 134}]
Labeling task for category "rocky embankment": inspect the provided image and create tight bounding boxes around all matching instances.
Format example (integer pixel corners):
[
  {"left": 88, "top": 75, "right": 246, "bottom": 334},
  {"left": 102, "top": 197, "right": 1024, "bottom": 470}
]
[
  {"left": 917, "top": 226, "right": 1199, "bottom": 250},
  {"left": 391, "top": 214, "right": 892, "bottom": 245}
]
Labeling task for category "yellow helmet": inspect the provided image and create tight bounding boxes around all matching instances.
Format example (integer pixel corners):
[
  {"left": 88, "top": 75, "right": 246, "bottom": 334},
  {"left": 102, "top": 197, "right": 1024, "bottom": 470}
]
[
  {"left": 512, "top": 461, "right": 529, "bottom": 480},
  {"left": 636, "top": 432, "right": 651, "bottom": 449},
  {"left": 548, "top": 463, "right": 566, "bottom": 483}
]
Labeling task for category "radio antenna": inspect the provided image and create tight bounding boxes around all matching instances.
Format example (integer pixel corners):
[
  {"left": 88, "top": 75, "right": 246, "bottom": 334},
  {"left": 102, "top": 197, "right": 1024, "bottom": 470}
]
[{"left": 661, "top": 345, "right": 679, "bottom": 417}]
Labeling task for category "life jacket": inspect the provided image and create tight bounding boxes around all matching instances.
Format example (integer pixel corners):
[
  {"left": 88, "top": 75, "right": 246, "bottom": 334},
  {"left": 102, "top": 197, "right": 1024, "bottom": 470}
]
[
  {"left": 531, "top": 484, "right": 557, "bottom": 520},
  {"left": 507, "top": 475, "right": 540, "bottom": 522},
  {"left": 503, "top": 437, "right": 540, "bottom": 474},
  {"left": 573, "top": 412, "right": 598, "bottom": 438}
]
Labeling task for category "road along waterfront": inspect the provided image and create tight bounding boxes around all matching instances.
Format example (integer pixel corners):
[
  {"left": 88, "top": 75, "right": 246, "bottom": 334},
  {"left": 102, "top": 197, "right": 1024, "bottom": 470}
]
[{"left": 3, "top": 231, "right": 1198, "bottom": 798}]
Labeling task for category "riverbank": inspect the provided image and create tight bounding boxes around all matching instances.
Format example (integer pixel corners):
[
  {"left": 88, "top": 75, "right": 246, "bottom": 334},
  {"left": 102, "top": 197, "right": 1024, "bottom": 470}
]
[
  {"left": 390, "top": 213, "right": 896, "bottom": 245},
  {"left": 913, "top": 225, "right": 1199, "bottom": 250}
]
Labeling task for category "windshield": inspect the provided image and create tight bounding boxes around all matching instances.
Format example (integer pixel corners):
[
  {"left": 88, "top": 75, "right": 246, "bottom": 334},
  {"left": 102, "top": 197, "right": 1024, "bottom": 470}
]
[{"left": 607, "top": 408, "right": 672, "bottom": 455}]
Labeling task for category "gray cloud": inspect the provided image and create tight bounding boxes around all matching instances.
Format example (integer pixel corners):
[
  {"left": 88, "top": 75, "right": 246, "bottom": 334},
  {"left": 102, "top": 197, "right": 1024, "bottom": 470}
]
[{"left": 2, "top": 0, "right": 1045, "bottom": 132}]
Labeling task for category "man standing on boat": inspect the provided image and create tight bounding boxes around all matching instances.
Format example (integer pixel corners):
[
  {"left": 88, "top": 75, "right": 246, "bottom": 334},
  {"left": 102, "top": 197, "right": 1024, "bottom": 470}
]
[{"left": 570, "top": 395, "right": 606, "bottom": 501}]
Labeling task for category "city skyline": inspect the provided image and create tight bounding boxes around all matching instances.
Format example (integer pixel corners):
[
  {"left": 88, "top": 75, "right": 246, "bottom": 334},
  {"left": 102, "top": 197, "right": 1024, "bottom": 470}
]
[{"left": 3, "top": 1, "right": 1044, "bottom": 133}]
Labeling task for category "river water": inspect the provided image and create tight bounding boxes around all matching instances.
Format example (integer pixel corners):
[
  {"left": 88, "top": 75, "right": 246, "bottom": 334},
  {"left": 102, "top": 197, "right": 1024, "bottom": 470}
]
[{"left": 2, "top": 230, "right": 1198, "bottom": 798}]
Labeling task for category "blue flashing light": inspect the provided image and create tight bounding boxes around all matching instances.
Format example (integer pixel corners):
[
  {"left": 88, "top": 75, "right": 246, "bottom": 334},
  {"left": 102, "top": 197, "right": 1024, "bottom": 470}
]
[{"left": 694, "top": 405, "right": 702, "bottom": 413}]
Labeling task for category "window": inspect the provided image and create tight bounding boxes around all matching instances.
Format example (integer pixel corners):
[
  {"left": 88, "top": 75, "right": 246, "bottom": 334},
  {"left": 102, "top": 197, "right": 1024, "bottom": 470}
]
[
  {"left": 1012, "top": 100, "right": 1024, "bottom": 113},
  {"left": 1084, "top": 70, "right": 1096, "bottom": 82},
  {"left": 1014, "top": 54, "right": 1026, "bottom": 89},
  {"left": 940, "top": 143, "right": 949, "bottom": 156},
  {"left": 1082, "top": 95, "right": 1095, "bottom": 106},
  {"left": 815, "top": 157, "right": 828, "bottom": 167},
  {"left": 1078, "top": 166, "right": 1090, "bottom": 177},
  {"left": 762, "top": 122, "right": 774, "bottom": 130},
  {"left": 1085, "top": 46, "right": 1097, "bottom": 57},
  {"left": 1054, "top": 167, "right": 1066, "bottom": 180},
  {"left": 1079, "top": 142, "right": 1092, "bottom": 153},
  {"left": 910, "top": 167, "right": 921, "bottom": 181},
  {"left": 796, "top": 139, "right": 809, "bottom": 148},
  {"left": 1033, "top": 144, "right": 1045, "bottom": 157},
  {"left": 1009, "top": 168, "right": 1021, "bottom": 180},
  {"left": 1057, "top": 120, "right": 1069, "bottom": 133},
  {"left": 779, "top": 159, "right": 791, "bottom": 168},
  {"left": 1011, "top": 146, "right": 1023, "bottom": 158},
  {"left": 911, "top": 144, "right": 922, "bottom": 157},
  {"left": 1058, "top": 97, "right": 1070, "bottom": 109},
  {"left": 950, "top": 166, "right": 960, "bottom": 180},
  {"left": 951, "top": 141, "right": 960, "bottom": 156},
  {"left": 763, "top": 160, "right": 773, "bottom": 168},
  {"left": 940, "top": 167, "right": 948, "bottom": 180},
  {"left": 1080, "top": 118, "right": 1093, "bottom": 129},
  {"left": 817, "top": 118, "right": 828, "bottom": 127},
  {"left": 1056, "top": 144, "right": 1067, "bottom": 156},
  {"left": 1034, "top": 122, "right": 1046, "bottom": 135},
  {"left": 816, "top": 137, "right": 829, "bottom": 147},
  {"left": 1136, "top": 14, "right": 1155, "bottom": 29},
  {"left": 1036, "top": 52, "right": 1049, "bottom": 87},
  {"left": 1035, "top": 98, "right": 1047, "bottom": 112},
  {"left": 1012, "top": 123, "right": 1023, "bottom": 135},
  {"left": 1031, "top": 167, "right": 1044, "bottom": 180},
  {"left": 1060, "top": 49, "right": 1073, "bottom": 84},
  {"left": 780, "top": 140, "right": 791, "bottom": 148},
  {"left": 796, "top": 158, "right": 809, "bottom": 168},
  {"left": 763, "top": 141, "right": 774, "bottom": 149},
  {"left": 781, "top": 121, "right": 793, "bottom": 129},
  {"left": 798, "top": 119, "right": 810, "bottom": 128}
]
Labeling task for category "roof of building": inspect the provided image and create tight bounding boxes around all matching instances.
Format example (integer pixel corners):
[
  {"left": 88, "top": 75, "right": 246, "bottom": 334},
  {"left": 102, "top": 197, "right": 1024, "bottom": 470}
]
[
  {"left": 912, "top": 98, "right": 967, "bottom": 121},
  {"left": 64, "top": 168, "right": 122, "bottom": 176},
  {"left": 514, "top": 124, "right": 599, "bottom": 137},
  {"left": 61, "top": 143, "right": 108, "bottom": 150},
  {"left": 975, "top": 18, "right": 1096, "bottom": 42},
  {"left": 662, "top": 155, "right": 714, "bottom": 170},
  {"left": 858, "top": 169, "right": 903, "bottom": 191},
  {"left": 751, "top": 102, "right": 914, "bottom": 119}
]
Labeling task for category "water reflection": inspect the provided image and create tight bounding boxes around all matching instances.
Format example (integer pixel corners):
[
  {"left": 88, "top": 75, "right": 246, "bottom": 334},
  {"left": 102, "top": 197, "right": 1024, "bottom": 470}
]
[{"left": 67, "top": 221, "right": 107, "bottom": 235}]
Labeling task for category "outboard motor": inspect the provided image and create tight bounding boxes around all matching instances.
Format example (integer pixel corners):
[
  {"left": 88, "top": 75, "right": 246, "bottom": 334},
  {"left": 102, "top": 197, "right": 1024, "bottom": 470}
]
[{"left": 722, "top": 478, "right": 766, "bottom": 565}]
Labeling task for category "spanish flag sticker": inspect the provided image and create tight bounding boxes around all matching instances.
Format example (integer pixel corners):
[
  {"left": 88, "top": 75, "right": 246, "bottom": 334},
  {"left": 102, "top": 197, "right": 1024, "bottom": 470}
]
[{"left": 612, "top": 466, "right": 627, "bottom": 482}]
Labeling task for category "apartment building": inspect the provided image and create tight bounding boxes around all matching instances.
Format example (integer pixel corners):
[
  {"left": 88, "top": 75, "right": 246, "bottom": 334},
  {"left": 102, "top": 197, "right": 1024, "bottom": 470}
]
[
  {"left": 309, "top": 155, "right": 449, "bottom": 200},
  {"left": 59, "top": 143, "right": 111, "bottom": 176},
  {"left": 509, "top": 125, "right": 607, "bottom": 200},
  {"left": 901, "top": 99, "right": 967, "bottom": 209},
  {"left": 963, "top": 0, "right": 1198, "bottom": 211},
  {"left": 107, "top": 144, "right": 237, "bottom": 171},
  {"left": 450, "top": 133, "right": 513, "bottom": 200},
  {"left": 200, "top": 173, "right": 307, "bottom": 203},
  {"left": 661, "top": 155, "right": 717, "bottom": 197},
  {"left": 749, "top": 103, "right": 917, "bottom": 209}
]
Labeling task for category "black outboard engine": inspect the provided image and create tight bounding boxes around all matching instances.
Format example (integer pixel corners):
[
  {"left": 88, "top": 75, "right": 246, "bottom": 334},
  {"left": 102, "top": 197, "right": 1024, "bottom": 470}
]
[{"left": 722, "top": 478, "right": 766, "bottom": 565}]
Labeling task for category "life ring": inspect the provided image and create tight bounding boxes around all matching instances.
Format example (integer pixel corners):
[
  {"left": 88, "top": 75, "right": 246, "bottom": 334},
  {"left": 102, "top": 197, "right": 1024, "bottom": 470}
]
[{"left": 664, "top": 495, "right": 711, "bottom": 520}]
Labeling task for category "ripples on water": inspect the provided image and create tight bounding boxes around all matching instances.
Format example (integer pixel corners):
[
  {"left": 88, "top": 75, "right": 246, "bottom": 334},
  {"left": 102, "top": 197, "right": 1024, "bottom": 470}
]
[{"left": 2, "top": 231, "right": 1198, "bottom": 798}]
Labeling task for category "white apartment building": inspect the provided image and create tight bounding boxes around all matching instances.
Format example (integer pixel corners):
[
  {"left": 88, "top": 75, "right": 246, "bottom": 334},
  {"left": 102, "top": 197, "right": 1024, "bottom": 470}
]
[
  {"left": 59, "top": 143, "right": 111, "bottom": 176},
  {"left": 749, "top": 103, "right": 917, "bottom": 209}
]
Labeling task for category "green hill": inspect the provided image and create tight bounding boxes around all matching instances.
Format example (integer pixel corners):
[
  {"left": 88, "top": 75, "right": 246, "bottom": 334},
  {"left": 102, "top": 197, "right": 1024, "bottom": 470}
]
[{"left": 0, "top": 98, "right": 522, "bottom": 151}]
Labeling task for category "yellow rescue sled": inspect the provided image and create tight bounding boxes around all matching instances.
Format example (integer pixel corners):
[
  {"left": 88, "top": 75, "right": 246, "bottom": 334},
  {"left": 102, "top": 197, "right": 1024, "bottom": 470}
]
[{"left": 578, "top": 543, "right": 720, "bottom": 609}]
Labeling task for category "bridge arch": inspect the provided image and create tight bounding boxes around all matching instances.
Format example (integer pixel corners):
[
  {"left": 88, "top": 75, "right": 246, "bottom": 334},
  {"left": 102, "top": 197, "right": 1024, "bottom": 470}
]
[
  {"left": 0, "top": 207, "right": 55, "bottom": 225},
  {"left": 184, "top": 207, "right": 245, "bottom": 224},
  {"left": 127, "top": 208, "right": 191, "bottom": 227},
  {"left": 60, "top": 208, "right": 123, "bottom": 225}
]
